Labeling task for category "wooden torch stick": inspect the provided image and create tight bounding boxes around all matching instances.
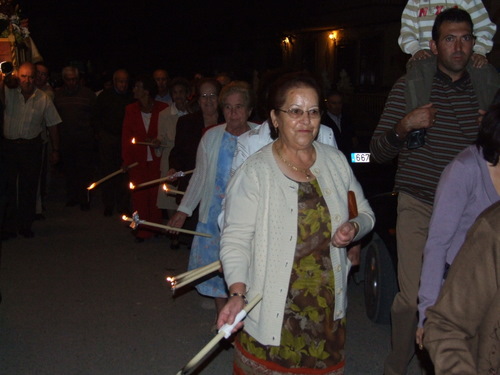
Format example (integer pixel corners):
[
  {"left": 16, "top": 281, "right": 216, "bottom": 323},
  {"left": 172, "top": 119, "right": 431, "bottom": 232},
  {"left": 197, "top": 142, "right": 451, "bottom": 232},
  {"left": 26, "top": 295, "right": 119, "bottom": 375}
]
[
  {"left": 121, "top": 215, "right": 211, "bottom": 238},
  {"left": 132, "top": 170, "right": 194, "bottom": 189},
  {"left": 87, "top": 162, "right": 139, "bottom": 190},
  {"left": 348, "top": 190, "right": 358, "bottom": 219}
]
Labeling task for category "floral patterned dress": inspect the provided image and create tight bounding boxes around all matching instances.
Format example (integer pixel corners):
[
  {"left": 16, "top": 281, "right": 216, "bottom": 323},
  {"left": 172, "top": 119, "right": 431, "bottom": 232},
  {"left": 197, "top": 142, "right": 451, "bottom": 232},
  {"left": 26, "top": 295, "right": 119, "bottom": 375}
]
[{"left": 234, "top": 179, "right": 346, "bottom": 375}]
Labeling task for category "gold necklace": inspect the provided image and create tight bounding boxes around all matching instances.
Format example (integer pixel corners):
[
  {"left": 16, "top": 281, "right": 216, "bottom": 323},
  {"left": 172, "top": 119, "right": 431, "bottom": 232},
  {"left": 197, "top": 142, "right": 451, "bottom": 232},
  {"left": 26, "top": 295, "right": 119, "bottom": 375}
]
[{"left": 275, "top": 146, "right": 311, "bottom": 180}]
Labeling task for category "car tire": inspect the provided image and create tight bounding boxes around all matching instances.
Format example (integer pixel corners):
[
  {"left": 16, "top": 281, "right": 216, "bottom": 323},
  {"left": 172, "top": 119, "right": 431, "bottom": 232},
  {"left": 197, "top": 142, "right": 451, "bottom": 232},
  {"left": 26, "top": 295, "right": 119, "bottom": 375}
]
[{"left": 363, "top": 234, "right": 397, "bottom": 324}]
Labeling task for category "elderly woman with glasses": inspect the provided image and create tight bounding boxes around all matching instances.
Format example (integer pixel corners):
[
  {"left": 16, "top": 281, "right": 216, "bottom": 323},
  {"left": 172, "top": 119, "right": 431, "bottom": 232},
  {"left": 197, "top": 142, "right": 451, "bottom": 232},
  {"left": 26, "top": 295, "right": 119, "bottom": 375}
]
[
  {"left": 218, "top": 72, "right": 374, "bottom": 374},
  {"left": 166, "top": 78, "right": 224, "bottom": 248},
  {"left": 167, "top": 78, "right": 224, "bottom": 195},
  {"left": 168, "top": 81, "right": 259, "bottom": 316}
]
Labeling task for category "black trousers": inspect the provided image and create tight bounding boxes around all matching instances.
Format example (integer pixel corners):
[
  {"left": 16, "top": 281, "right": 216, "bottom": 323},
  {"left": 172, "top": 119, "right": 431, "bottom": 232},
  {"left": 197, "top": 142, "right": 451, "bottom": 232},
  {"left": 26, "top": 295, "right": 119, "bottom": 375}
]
[
  {"left": 2, "top": 139, "right": 43, "bottom": 233},
  {"left": 60, "top": 141, "right": 95, "bottom": 206},
  {"left": 98, "top": 132, "right": 130, "bottom": 213}
]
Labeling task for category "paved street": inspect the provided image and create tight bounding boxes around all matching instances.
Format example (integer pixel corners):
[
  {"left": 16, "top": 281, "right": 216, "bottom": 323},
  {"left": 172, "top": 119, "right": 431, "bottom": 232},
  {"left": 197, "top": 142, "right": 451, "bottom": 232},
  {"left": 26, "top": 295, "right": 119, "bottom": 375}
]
[{"left": 0, "top": 174, "right": 422, "bottom": 374}]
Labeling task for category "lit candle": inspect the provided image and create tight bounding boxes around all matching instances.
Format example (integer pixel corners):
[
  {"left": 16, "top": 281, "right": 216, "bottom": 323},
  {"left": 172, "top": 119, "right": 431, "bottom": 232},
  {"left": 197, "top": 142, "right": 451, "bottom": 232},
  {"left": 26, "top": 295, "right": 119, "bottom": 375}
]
[
  {"left": 132, "top": 170, "right": 194, "bottom": 189},
  {"left": 87, "top": 162, "right": 139, "bottom": 190},
  {"left": 162, "top": 184, "right": 185, "bottom": 196},
  {"left": 131, "top": 137, "right": 166, "bottom": 147},
  {"left": 167, "top": 261, "right": 221, "bottom": 290}
]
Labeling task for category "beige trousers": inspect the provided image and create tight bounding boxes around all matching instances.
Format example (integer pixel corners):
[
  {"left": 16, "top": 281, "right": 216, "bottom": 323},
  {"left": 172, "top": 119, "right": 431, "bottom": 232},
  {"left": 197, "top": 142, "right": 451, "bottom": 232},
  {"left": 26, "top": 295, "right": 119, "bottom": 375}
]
[{"left": 384, "top": 192, "right": 433, "bottom": 375}]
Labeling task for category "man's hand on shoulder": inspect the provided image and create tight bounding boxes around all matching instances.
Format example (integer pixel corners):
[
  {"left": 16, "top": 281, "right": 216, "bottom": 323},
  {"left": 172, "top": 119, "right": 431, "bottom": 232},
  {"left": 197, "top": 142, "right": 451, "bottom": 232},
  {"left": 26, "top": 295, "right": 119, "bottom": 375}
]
[
  {"left": 471, "top": 53, "right": 488, "bottom": 69},
  {"left": 410, "top": 49, "right": 432, "bottom": 61}
]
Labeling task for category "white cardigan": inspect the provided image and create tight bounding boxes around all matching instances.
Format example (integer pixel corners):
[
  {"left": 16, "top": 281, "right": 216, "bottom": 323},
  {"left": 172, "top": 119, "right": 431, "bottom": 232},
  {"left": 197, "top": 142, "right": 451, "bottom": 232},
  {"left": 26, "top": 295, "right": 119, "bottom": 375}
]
[
  {"left": 220, "top": 141, "right": 375, "bottom": 345},
  {"left": 178, "top": 122, "right": 259, "bottom": 223}
]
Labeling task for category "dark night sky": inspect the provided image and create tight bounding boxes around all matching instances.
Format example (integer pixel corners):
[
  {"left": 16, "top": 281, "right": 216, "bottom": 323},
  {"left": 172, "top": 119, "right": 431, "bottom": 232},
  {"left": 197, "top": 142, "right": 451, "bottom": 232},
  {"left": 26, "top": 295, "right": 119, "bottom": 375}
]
[{"left": 18, "top": 0, "right": 311, "bottom": 81}]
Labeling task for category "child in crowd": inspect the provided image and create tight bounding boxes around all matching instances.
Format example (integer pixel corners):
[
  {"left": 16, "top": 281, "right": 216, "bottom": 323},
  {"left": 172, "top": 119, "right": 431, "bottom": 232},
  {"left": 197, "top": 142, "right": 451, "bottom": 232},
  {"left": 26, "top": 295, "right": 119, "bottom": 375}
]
[{"left": 399, "top": 0, "right": 496, "bottom": 68}]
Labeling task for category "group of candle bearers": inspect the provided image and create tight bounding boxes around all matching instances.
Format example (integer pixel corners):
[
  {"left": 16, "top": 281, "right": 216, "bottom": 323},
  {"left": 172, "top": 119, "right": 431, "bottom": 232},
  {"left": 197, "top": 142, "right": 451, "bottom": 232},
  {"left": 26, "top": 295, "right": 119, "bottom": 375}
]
[
  {"left": 87, "top": 163, "right": 196, "bottom": 233},
  {"left": 87, "top": 72, "right": 372, "bottom": 375},
  {"left": 89, "top": 73, "right": 375, "bottom": 374},
  {"left": 86, "top": 80, "right": 260, "bottom": 373}
]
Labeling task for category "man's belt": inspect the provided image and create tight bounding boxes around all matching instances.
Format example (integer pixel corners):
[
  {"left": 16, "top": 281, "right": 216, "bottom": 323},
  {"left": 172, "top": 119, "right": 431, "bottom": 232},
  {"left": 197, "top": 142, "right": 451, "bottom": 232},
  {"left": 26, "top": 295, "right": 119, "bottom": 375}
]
[{"left": 4, "top": 133, "right": 42, "bottom": 144}]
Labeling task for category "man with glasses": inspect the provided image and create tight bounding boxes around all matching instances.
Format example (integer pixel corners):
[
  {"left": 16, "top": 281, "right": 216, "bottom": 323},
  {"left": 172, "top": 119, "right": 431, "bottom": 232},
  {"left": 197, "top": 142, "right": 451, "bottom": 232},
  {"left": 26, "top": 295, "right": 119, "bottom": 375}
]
[{"left": 167, "top": 78, "right": 224, "bottom": 247}]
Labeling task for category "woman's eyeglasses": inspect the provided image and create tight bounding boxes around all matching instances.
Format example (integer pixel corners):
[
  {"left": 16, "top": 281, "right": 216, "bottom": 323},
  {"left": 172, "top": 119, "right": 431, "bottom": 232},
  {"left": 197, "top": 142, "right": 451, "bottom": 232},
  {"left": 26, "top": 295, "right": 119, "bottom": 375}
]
[
  {"left": 200, "top": 93, "right": 217, "bottom": 99},
  {"left": 276, "top": 107, "right": 322, "bottom": 120}
]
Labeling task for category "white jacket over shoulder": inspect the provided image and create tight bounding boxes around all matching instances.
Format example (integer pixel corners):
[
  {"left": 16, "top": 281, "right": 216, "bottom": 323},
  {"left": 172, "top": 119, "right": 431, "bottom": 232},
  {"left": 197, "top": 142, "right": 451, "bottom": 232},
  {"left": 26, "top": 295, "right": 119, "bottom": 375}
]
[{"left": 220, "top": 141, "right": 374, "bottom": 346}]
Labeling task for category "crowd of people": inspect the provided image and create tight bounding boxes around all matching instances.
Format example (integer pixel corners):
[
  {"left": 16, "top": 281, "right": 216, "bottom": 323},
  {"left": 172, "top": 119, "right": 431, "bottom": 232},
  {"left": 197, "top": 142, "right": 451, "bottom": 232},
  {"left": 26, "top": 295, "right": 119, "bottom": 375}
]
[
  {"left": 0, "top": 64, "right": 240, "bottom": 240},
  {"left": 0, "top": 3, "right": 500, "bottom": 375}
]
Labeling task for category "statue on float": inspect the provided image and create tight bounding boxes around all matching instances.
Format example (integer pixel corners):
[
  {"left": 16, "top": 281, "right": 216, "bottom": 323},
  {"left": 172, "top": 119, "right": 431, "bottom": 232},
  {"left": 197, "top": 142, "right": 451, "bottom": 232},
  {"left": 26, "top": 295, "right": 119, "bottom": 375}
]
[{"left": 0, "top": 0, "right": 42, "bottom": 71}]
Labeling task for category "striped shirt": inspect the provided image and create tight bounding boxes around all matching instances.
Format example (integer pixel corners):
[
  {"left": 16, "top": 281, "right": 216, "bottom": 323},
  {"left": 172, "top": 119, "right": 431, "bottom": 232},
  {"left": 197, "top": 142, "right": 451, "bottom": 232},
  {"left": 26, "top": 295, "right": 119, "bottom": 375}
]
[
  {"left": 3, "top": 87, "right": 61, "bottom": 140},
  {"left": 370, "top": 71, "right": 480, "bottom": 205},
  {"left": 399, "top": 0, "right": 496, "bottom": 56}
]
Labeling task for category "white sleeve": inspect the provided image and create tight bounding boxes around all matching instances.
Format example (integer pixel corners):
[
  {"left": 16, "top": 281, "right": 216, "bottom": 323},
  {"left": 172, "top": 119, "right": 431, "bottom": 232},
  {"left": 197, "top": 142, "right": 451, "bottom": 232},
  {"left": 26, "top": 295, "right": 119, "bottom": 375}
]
[
  {"left": 398, "top": 0, "right": 422, "bottom": 55},
  {"left": 231, "top": 132, "right": 252, "bottom": 176},
  {"left": 464, "top": 0, "right": 496, "bottom": 55},
  {"left": 220, "top": 164, "right": 259, "bottom": 288},
  {"left": 177, "top": 133, "right": 208, "bottom": 216},
  {"left": 318, "top": 124, "right": 338, "bottom": 148}
]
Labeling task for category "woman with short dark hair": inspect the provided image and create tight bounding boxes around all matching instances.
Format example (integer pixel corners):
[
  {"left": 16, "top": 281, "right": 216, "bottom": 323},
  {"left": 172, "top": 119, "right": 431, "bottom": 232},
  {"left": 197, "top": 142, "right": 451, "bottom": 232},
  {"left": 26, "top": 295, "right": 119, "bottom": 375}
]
[
  {"left": 218, "top": 72, "right": 374, "bottom": 373},
  {"left": 122, "top": 75, "right": 168, "bottom": 242}
]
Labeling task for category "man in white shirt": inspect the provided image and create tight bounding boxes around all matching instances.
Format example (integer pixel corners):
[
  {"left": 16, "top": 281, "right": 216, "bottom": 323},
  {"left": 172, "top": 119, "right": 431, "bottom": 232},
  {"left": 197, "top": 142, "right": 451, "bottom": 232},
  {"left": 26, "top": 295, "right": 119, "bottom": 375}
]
[{"left": 1, "top": 62, "right": 61, "bottom": 238}]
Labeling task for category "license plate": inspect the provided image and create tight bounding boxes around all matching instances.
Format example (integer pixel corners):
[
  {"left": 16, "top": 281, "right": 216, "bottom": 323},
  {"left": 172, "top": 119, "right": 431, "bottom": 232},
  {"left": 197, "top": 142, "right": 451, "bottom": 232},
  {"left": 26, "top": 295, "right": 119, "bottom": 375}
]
[{"left": 351, "top": 153, "right": 370, "bottom": 163}]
